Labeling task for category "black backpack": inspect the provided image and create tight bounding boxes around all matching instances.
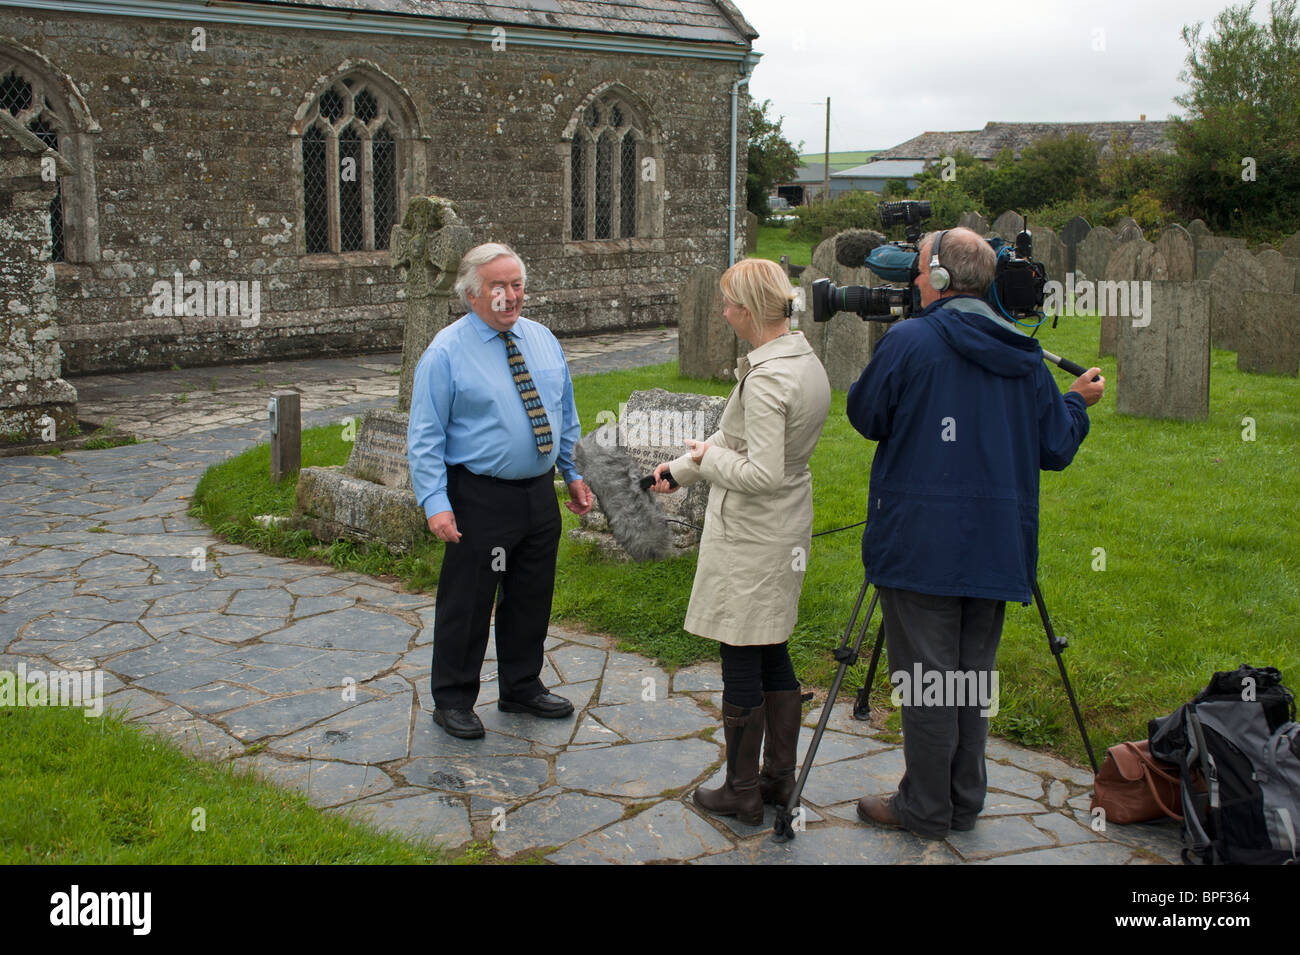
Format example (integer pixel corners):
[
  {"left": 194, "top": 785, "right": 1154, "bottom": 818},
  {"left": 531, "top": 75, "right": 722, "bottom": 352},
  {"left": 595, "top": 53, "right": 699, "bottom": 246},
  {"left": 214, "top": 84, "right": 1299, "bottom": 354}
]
[{"left": 1149, "top": 664, "right": 1300, "bottom": 865}]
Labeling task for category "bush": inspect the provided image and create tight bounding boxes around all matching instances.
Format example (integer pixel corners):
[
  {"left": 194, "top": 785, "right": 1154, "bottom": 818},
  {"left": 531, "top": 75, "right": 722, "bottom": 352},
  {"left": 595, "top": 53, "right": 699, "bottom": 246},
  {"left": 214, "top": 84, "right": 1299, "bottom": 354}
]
[{"left": 786, "top": 191, "right": 882, "bottom": 242}]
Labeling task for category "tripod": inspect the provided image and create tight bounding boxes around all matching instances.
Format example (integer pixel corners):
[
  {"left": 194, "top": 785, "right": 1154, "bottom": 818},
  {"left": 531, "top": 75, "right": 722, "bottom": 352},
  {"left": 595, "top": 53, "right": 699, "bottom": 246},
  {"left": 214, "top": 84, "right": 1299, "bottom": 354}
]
[{"left": 771, "top": 577, "right": 1099, "bottom": 842}]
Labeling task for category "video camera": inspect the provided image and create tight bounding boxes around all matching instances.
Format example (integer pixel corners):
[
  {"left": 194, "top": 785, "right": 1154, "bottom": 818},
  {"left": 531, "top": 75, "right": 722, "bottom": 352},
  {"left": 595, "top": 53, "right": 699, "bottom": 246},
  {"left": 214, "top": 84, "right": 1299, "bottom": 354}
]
[{"left": 810, "top": 200, "right": 1047, "bottom": 324}]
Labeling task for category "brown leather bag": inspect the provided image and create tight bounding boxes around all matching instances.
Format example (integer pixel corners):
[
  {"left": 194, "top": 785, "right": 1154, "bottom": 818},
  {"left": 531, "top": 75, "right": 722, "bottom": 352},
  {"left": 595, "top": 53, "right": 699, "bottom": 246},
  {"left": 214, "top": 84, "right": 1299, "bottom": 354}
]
[{"left": 1090, "top": 739, "right": 1183, "bottom": 824}]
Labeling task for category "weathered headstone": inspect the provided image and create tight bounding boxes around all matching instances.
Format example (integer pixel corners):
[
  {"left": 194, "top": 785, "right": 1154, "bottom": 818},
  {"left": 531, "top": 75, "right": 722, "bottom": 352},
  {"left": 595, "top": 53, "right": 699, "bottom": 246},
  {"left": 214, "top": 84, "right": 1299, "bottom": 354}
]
[
  {"left": 0, "top": 114, "right": 78, "bottom": 441},
  {"left": 991, "top": 210, "right": 1024, "bottom": 240},
  {"left": 1254, "top": 248, "right": 1299, "bottom": 294},
  {"left": 573, "top": 389, "right": 726, "bottom": 556},
  {"left": 1195, "top": 235, "right": 1250, "bottom": 281},
  {"left": 797, "top": 264, "right": 828, "bottom": 362},
  {"left": 1075, "top": 226, "right": 1118, "bottom": 284},
  {"left": 1099, "top": 240, "right": 1168, "bottom": 356},
  {"left": 391, "top": 195, "right": 472, "bottom": 412},
  {"left": 958, "top": 211, "right": 989, "bottom": 235},
  {"left": 296, "top": 409, "right": 427, "bottom": 550},
  {"left": 1113, "top": 218, "right": 1143, "bottom": 243},
  {"left": 745, "top": 211, "right": 759, "bottom": 254},
  {"left": 1031, "top": 226, "right": 1068, "bottom": 286},
  {"left": 1278, "top": 231, "right": 1300, "bottom": 261},
  {"left": 1059, "top": 216, "right": 1092, "bottom": 274},
  {"left": 269, "top": 390, "right": 301, "bottom": 482},
  {"left": 1237, "top": 291, "right": 1300, "bottom": 376},
  {"left": 1186, "top": 219, "right": 1211, "bottom": 243},
  {"left": 296, "top": 196, "right": 471, "bottom": 550},
  {"left": 1116, "top": 281, "right": 1210, "bottom": 420},
  {"left": 677, "top": 265, "right": 734, "bottom": 381},
  {"left": 1155, "top": 225, "right": 1195, "bottom": 282},
  {"left": 1208, "top": 249, "right": 1267, "bottom": 351}
]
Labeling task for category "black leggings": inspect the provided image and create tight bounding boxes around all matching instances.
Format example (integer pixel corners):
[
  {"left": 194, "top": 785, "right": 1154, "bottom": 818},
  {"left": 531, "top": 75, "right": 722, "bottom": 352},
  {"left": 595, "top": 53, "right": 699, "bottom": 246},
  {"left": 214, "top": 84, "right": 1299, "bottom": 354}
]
[{"left": 719, "top": 641, "right": 799, "bottom": 708}]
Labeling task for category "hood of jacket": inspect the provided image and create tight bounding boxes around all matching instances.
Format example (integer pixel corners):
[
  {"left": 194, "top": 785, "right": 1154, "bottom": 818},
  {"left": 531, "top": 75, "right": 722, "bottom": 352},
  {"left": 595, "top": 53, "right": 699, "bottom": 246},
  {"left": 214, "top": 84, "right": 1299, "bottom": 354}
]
[{"left": 921, "top": 294, "right": 1044, "bottom": 379}]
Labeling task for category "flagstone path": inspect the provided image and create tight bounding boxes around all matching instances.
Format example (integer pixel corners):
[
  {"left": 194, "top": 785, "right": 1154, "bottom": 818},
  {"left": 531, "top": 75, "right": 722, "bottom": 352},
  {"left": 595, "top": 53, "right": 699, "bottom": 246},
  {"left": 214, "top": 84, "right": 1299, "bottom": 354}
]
[{"left": 1, "top": 329, "right": 1183, "bottom": 864}]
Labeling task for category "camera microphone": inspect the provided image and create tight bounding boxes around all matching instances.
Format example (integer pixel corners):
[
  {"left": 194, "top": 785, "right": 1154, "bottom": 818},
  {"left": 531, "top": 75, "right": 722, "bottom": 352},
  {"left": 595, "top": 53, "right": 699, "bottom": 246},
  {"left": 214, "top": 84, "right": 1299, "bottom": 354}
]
[{"left": 834, "top": 229, "right": 887, "bottom": 269}]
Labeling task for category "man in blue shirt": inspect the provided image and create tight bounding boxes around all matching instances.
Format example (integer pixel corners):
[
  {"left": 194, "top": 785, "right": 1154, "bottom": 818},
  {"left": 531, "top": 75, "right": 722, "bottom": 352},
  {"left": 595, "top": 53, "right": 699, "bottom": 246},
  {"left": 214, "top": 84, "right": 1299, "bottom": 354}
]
[
  {"left": 408, "top": 243, "right": 593, "bottom": 739},
  {"left": 847, "top": 227, "right": 1104, "bottom": 838}
]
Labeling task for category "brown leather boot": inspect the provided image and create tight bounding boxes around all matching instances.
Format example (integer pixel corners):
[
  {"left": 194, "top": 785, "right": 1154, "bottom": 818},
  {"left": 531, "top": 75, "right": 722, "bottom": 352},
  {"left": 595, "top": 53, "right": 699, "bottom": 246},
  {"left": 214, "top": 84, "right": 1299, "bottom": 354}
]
[
  {"left": 759, "top": 689, "right": 802, "bottom": 807},
  {"left": 694, "top": 700, "right": 765, "bottom": 825}
]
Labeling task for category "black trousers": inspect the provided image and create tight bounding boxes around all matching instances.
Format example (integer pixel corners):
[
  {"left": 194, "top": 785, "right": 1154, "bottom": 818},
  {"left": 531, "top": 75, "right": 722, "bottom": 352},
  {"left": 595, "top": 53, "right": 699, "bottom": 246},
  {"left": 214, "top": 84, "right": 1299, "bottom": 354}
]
[
  {"left": 879, "top": 586, "right": 1005, "bottom": 838},
  {"left": 430, "top": 465, "right": 560, "bottom": 709}
]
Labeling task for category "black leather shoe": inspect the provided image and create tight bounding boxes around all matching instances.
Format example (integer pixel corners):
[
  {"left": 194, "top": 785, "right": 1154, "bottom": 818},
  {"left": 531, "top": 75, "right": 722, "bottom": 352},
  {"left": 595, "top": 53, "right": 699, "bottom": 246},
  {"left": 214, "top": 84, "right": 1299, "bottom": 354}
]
[
  {"left": 498, "top": 692, "right": 574, "bottom": 718},
  {"left": 433, "top": 707, "right": 485, "bottom": 739}
]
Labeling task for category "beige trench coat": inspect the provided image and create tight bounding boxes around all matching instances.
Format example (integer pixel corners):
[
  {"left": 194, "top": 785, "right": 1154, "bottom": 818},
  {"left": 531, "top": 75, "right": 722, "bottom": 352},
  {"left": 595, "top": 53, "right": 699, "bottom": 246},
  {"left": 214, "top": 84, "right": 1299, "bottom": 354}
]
[{"left": 669, "top": 332, "right": 831, "bottom": 646}]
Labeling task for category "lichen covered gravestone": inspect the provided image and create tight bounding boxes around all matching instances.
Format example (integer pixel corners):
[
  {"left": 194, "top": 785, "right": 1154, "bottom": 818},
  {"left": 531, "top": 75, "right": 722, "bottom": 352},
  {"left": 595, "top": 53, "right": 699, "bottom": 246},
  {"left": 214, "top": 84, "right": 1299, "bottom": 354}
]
[
  {"left": 572, "top": 388, "right": 725, "bottom": 558},
  {"left": 1237, "top": 292, "right": 1300, "bottom": 376},
  {"left": 1208, "top": 250, "right": 1267, "bottom": 352},
  {"left": 1116, "top": 281, "right": 1210, "bottom": 420},
  {"left": 677, "top": 266, "right": 734, "bottom": 381}
]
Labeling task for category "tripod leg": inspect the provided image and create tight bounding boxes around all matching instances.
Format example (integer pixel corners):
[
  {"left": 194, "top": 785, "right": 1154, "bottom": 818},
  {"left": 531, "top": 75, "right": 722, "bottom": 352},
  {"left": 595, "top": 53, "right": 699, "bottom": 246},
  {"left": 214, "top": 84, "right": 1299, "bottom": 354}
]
[
  {"left": 772, "top": 581, "right": 879, "bottom": 843},
  {"left": 1031, "top": 581, "right": 1099, "bottom": 775},
  {"left": 852, "top": 620, "right": 886, "bottom": 721}
]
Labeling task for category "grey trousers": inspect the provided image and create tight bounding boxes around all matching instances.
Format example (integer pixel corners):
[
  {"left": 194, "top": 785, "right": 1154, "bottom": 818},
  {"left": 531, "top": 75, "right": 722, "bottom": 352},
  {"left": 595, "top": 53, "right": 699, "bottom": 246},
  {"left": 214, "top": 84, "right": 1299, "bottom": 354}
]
[{"left": 878, "top": 587, "right": 1005, "bottom": 838}]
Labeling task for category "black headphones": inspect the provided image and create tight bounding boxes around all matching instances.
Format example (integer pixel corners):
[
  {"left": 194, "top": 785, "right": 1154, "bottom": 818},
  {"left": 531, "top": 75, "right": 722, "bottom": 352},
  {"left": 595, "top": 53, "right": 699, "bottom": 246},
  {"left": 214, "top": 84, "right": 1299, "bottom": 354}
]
[{"left": 928, "top": 229, "right": 951, "bottom": 292}]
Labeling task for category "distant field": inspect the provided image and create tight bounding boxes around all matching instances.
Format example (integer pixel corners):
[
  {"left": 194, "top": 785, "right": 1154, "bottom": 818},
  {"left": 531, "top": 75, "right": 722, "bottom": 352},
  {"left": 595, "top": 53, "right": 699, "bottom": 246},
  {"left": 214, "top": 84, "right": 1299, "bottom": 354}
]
[{"left": 799, "top": 150, "right": 879, "bottom": 170}]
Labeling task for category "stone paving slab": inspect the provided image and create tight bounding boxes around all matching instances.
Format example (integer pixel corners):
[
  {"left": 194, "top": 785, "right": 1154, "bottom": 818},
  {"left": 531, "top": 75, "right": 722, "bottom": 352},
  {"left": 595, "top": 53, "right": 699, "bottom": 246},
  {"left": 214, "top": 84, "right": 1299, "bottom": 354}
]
[{"left": 0, "top": 331, "right": 1159, "bottom": 865}]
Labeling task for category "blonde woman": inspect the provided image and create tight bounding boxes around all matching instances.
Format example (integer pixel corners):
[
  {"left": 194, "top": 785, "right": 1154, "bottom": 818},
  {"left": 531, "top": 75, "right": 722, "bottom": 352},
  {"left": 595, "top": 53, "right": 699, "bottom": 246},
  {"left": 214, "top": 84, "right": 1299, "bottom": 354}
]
[{"left": 652, "top": 258, "right": 831, "bottom": 825}]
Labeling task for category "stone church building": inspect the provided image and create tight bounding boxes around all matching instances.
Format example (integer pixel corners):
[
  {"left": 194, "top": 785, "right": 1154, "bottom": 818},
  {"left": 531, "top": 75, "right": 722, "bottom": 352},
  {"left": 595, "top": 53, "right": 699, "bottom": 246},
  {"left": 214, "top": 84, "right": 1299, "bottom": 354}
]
[{"left": 0, "top": 0, "right": 758, "bottom": 375}]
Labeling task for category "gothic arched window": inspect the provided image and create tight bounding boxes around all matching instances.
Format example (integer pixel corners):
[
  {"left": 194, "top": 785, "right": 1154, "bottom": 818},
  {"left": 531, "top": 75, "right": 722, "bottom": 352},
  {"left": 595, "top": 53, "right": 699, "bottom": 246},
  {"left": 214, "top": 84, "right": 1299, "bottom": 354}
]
[
  {"left": 563, "top": 87, "right": 662, "bottom": 248},
  {"left": 299, "top": 76, "right": 404, "bottom": 255},
  {"left": 0, "top": 54, "right": 97, "bottom": 264}
]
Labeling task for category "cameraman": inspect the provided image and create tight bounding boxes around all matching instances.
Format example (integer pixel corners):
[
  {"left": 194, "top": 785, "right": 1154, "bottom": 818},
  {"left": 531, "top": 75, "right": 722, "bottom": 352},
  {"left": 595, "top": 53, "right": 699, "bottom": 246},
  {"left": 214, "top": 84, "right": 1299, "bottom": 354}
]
[{"left": 847, "top": 226, "right": 1104, "bottom": 840}]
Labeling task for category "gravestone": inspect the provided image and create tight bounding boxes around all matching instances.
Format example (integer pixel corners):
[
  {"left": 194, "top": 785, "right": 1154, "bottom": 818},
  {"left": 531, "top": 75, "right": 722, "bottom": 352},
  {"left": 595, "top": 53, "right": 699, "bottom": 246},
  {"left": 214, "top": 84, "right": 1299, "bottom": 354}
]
[
  {"left": 1116, "top": 281, "right": 1210, "bottom": 420},
  {"left": 823, "top": 233, "right": 880, "bottom": 390},
  {"left": 1208, "top": 249, "right": 1267, "bottom": 352},
  {"left": 1031, "top": 226, "right": 1068, "bottom": 286},
  {"left": 1113, "top": 218, "right": 1143, "bottom": 243},
  {"left": 1155, "top": 225, "right": 1195, "bottom": 282},
  {"left": 1237, "top": 291, "right": 1300, "bottom": 376},
  {"left": 0, "top": 116, "right": 78, "bottom": 441},
  {"left": 296, "top": 196, "right": 471, "bottom": 550},
  {"left": 677, "top": 265, "right": 734, "bottom": 381},
  {"left": 1075, "top": 226, "right": 1118, "bottom": 284},
  {"left": 1186, "top": 219, "right": 1211, "bottom": 243},
  {"left": 296, "top": 409, "right": 427, "bottom": 550},
  {"left": 991, "top": 210, "right": 1024, "bottom": 240},
  {"left": 573, "top": 388, "right": 726, "bottom": 557},
  {"left": 745, "top": 211, "right": 759, "bottom": 254},
  {"left": 391, "top": 196, "right": 473, "bottom": 412},
  {"left": 1059, "top": 216, "right": 1092, "bottom": 274},
  {"left": 957, "top": 211, "right": 989, "bottom": 235},
  {"left": 1254, "top": 248, "right": 1299, "bottom": 294},
  {"left": 1195, "top": 235, "right": 1249, "bottom": 281},
  {"left": 1099, "top": 240, "right": 1168, "bottom": 356},
  {"left": 797, "top": 264, "right": 828, "bottom": 362},
  {"left": 1278, "top": 231, "right": 1300, "bottom": 261}
]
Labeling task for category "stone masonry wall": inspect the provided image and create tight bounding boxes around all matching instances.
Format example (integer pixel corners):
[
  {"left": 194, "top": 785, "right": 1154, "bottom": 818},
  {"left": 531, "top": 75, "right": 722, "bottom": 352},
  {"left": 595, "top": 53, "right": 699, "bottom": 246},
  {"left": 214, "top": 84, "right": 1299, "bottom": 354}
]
[{"left": 0, "top": 9, "right": 748, "bottom": 373}]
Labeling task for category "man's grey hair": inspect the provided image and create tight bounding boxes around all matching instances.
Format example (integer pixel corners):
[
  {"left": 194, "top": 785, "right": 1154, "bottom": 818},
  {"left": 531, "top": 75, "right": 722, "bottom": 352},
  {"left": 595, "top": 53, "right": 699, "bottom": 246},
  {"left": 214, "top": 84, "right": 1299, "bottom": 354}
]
[
  {"left": 454, "top": 243, "right": 527, "bottom": 306},
  {"left": 923, "top": 227, "right": 996, "bottom": 295}
]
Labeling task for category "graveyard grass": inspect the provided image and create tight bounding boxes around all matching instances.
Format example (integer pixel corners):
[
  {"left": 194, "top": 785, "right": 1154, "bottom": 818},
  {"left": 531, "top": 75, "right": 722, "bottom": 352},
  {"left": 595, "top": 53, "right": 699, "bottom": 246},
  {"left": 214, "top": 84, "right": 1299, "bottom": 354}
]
[
  {"left": 192, "top": 314, "right": 1300, "bottom": 768},
  {"left": 0, "top": 705, "right": 463, "bottom": 864}
]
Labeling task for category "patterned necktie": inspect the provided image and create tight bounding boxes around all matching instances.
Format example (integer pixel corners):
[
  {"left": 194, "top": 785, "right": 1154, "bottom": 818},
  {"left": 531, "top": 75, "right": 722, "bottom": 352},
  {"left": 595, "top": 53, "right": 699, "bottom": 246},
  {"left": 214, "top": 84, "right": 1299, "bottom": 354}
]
[{"left": 500, "top": 331, "right": 553, "bottom": 454}]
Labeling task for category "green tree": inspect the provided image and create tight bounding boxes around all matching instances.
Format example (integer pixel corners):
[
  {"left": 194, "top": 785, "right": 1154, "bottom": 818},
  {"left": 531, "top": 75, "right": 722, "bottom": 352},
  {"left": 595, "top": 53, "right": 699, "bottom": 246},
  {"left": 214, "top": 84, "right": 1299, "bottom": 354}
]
[
  {"left": 1169, "top": 0, "right": 1300, "bottom": 232},
  {"left": 746, "top": 99, "right": 802, "bottom": 221}
]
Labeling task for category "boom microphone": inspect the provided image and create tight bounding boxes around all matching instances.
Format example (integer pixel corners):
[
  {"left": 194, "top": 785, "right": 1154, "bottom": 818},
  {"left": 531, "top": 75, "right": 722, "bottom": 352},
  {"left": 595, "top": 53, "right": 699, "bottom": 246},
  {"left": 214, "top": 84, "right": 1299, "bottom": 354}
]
[
  {"left": 834, "top": 229, "right": 887, "bottom": 269},
  {"left": 574, "top": 425, "right": 674, "bottom": 562}
]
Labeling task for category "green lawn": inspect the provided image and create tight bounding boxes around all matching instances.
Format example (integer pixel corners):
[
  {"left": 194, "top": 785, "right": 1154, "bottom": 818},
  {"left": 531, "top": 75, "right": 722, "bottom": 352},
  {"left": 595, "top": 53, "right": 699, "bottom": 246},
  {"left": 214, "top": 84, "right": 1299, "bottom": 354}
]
[
  {"left": 0, "top": 705, "right": 457, "bottom": 864},
  {"left": 188, "top": 316, "right": 1300, "bottom": 768},
  {"left": 755, "top": 224, "right": 817, "bottom": 267}
]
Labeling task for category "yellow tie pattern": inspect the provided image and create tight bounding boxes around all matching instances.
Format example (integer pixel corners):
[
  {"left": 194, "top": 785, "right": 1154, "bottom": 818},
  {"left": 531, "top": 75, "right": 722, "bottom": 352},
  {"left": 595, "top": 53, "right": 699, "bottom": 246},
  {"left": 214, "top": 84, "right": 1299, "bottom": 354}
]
[{"left": 500, "top": 331, "right": 553, "bottom": 454}]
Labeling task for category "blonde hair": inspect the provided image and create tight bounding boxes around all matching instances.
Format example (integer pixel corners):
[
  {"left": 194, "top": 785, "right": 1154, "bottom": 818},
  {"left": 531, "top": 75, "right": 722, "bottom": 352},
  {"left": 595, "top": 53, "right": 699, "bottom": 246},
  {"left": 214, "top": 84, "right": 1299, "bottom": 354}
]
[{"left": 720, "top": 258, "right": 795, "bottom": 340}]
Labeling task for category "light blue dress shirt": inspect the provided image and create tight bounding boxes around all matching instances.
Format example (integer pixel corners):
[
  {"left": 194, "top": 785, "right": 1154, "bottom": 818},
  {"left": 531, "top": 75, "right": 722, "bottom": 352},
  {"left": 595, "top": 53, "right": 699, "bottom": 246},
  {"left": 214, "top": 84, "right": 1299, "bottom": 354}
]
[{"left": 407, "top": 310, "right": 583, "bottom": 518}]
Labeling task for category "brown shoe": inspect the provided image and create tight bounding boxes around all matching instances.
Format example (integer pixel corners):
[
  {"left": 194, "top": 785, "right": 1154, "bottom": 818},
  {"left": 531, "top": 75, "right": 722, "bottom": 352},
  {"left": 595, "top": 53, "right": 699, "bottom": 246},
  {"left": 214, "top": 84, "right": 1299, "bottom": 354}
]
[
  {"left": 856, "top": 794, "right": 904, "bottom": 830},
  {"left": 695, "top": 700, "right": 765, "bottom": 826},
  {"left": 759, "top": 689, "right": 802, "bottom": 807}
]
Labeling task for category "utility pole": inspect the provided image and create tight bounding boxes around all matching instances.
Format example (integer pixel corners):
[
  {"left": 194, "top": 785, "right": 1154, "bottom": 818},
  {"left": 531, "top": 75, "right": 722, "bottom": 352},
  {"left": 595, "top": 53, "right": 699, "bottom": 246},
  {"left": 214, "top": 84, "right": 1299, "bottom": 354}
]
[{"left": 822, "top": 97, "right": 830, "bottom": 204}]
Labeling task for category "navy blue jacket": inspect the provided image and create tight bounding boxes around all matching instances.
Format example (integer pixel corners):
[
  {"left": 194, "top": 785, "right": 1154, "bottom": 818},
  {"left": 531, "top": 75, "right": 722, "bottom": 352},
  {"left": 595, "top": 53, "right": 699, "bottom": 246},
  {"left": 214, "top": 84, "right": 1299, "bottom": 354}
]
[{"left": 846, "top": 294, "right": 1091, "bottom": 603}]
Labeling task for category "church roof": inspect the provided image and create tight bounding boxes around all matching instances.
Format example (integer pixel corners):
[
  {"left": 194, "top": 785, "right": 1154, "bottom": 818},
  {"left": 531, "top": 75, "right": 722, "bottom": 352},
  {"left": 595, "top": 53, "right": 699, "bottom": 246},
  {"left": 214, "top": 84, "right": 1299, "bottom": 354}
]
[{"left": 239, "top": 0, "right": 757, "bottom": 44}]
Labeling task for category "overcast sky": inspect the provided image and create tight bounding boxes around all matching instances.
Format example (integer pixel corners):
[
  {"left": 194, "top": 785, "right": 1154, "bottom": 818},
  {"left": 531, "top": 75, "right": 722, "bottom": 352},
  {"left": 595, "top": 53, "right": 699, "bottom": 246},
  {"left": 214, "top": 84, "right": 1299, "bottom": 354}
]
[{"left": 739, "top": 0, "right": 1264, "bottom": 154}]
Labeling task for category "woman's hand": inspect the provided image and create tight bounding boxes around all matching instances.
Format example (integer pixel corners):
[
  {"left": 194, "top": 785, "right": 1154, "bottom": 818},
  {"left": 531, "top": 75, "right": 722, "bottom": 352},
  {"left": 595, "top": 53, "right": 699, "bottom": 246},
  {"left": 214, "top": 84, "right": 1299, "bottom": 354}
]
[
  {"left": 685, "top": 438, "right": 712, "bottom": 464},
  {"left": 649, "top": 463, "right": 675, "bottom": 493}
]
